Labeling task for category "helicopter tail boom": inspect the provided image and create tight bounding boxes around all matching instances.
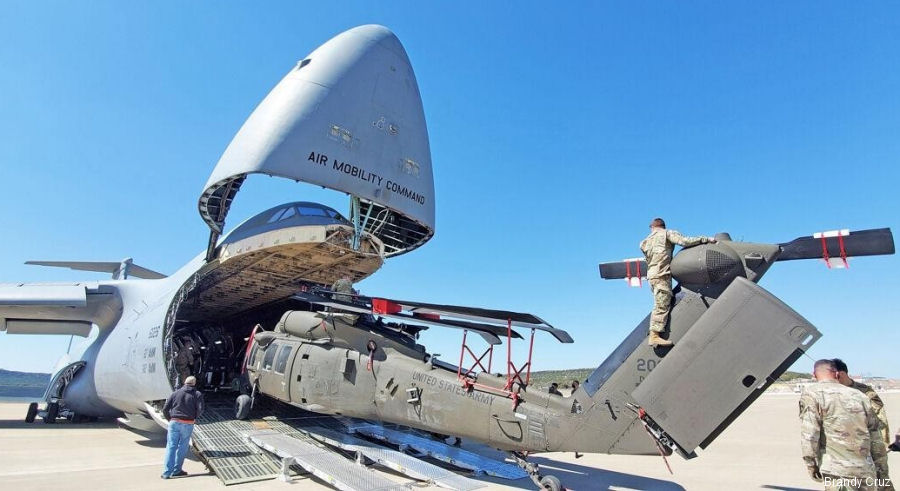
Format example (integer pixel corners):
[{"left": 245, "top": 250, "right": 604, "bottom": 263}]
[{"left": 570, "top": 277, "right": 819, "bottom": 457}]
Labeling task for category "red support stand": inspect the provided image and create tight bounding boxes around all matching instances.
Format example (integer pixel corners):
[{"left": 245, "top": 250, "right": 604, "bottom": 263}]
[
  {"left": 457, "top": 330, "right": 495, "bottom": 379},
  {"left": 456, "top": 319, "right": 538, "bottom": 410}
]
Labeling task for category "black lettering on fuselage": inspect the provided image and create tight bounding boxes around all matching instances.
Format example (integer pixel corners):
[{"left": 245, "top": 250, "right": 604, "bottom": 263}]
[
  {"left": 416, "top": 372, "right": 494, "bottom": 406},
  {"left": 308, "top": 151, "right": 328, "bottom": 166},
  {"left": 305, "top": 149, "right": 427, "bottom": 207}
]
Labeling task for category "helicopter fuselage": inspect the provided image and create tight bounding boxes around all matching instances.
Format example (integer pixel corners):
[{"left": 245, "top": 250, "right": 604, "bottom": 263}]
[{"left": 246, "top": 312, "right": 588, "bottom": 452}]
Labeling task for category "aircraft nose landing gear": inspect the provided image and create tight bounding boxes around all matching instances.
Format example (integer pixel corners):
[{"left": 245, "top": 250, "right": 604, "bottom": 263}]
[{"left": 512, "top": 451, "right": 565, "bottom": 491}]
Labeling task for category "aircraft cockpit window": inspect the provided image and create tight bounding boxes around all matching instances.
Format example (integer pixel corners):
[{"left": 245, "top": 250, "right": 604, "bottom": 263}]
[
  {"left": 279, "top": 207, "right": 296, "bottom": 220},
  {"left": 266, "top": 206, "right": 299, "bottom": 224},
  {"left": 297, "top": 205, "right": 329, "bottom": 217},
  {"left": 274, "top": 345, "right": 292, "bottom": 374},
  {"left": 267, "top": 208, "right": 289, "bottom": 223},
  {"left": 248, "top": 345, "right": 259, "bottom": 367},
  {"left": 262, "top": 343, "right": 278, "bottom": 371}
]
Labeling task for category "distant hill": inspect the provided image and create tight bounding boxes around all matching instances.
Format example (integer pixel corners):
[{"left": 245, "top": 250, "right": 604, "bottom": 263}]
[
  {"left": 0, "top": 369, "right": 50, "bottom": 386},
  {"left": 529, "top": 368, "right": 593, "bottom": 389},
  {"left": 0, "top": 369, "right": 50, "bottom": 398},
  {"left": 778, "top": 371, "right": 811, "bottom": 381}
]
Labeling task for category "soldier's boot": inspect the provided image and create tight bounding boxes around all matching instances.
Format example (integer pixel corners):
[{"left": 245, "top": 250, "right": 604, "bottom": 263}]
[{"left": 648, "top": 331, "right": 674, "bottom": 347}]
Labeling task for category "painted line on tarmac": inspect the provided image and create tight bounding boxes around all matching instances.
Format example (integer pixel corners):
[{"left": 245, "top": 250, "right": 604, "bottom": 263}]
[{"left": 0, "top": 461, "right": 160, "bottom": 477}]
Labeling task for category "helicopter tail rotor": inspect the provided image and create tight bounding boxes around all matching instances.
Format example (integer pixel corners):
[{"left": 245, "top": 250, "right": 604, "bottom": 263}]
[{"left": 776, "top": 227, "right": 894, "bottom": 264}]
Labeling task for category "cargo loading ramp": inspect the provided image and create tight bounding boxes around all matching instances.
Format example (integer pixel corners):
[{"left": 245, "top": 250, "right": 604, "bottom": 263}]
[
  {"left": 300, "top": 425, "right": 485, "bottom": 490},
  {"left": 190, "top": 393, "right": 519, "bottom": 489},
  {"left": 190, "top": 396, "right": 293, "bottom": 485},
  {"left": 191, "top": 393, "right": 360, "bottom": 485},
  {"left": 246, "top": 429, "right": 408, "bottom": 491},
  {"left": 351, "top": 423, "right": 528, "bottom": 480}
]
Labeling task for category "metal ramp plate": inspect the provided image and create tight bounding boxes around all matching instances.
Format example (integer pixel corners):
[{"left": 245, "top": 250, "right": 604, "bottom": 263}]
[
  {"left": 192, "top": 400, "right": 283, "bottom": 485},
  {"left": 350, "top": 424, "right": 528, "bottom": 480},
  {"left": 303, "top": 425, "right": 485, "bottom": 490},
  {"left": 246, "top": 429, "right": 406, "bottom": 491}
]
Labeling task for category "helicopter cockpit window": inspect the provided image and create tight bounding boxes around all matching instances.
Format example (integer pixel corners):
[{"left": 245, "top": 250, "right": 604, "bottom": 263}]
[
  {"left": 248, "top": 345, "right": 259, "bottom": 367},
  {"left": 262, "top": 343, "right": 278, "bottom": 371},
  {"left": 274, "top": 345, "right": 292, "bottom": 374}
]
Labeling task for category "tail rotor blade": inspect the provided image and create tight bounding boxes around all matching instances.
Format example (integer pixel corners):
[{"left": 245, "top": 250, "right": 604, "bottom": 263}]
[
  {"left": 599, "top": 259, "right": 647, "bottom": 280},
  {"left": 777, "top": 228, "right": 894, "bottom": 262}
]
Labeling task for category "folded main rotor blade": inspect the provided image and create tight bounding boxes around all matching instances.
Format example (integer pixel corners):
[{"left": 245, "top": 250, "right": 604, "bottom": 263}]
[{"left": 777, "top": 228, "right": 895, "bottom": 261}]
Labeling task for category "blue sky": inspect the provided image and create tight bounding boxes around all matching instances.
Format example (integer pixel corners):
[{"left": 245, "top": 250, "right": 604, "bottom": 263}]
[{"left": 0, "top": 3, "right": 897, "bottom": 377}]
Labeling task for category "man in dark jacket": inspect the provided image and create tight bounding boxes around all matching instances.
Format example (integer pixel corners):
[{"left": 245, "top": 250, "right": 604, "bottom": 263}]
[{"left": 161, "top": 376, "right": 204, "bottom": 479}]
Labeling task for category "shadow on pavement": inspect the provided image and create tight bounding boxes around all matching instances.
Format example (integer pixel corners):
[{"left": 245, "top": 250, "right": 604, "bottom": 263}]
[
  {"left": 0, "top": 418, "right": 115, "bottom": 430},
  {"left": 761, "top": 486, "right": 818, "bottom": 491},
  {"left": 135, "top": 437, "right": 167, "bottom": 449},
  {"left": 472, "top": 455, "right": 686, "bottom": 491}
]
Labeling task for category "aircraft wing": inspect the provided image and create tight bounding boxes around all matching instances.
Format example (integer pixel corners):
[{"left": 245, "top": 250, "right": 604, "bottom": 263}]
[
  {"left": 26, "top": 260, "right": 166, "bottom": 279},
  {"left": 0, "top": 283, "right": 122, "bottom": 337}
]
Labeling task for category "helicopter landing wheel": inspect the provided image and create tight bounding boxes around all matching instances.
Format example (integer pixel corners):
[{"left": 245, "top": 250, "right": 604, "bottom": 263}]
[
  {"left": 540, "top": 475, "right": 563, "bottom": 491},
  {"left": 511, "top": 451, "right": 566, "bottom": 491},
  {"left": 235, "top": 394, "right": 252, "bottom": 420}
]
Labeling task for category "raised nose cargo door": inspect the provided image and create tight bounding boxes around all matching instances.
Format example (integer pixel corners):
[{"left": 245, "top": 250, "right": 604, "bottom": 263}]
[{"left": 632, "top": 277, "right": 820, "bottom": 456}]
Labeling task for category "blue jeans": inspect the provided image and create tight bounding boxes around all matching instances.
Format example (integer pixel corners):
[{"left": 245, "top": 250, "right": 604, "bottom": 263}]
[{"left": 163, "top": 421, "right": 194, "bottom": 477}]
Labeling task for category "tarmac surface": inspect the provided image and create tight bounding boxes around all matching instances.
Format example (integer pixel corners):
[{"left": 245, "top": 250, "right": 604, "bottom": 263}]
[{"left": 1, "top": 393, "right": 897, "bottom": 490}]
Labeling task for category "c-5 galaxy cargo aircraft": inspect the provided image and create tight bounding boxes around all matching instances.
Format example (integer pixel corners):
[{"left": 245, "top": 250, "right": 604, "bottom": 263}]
[{"left": 0, "top": 24, "right": 894, "bottom": 490}]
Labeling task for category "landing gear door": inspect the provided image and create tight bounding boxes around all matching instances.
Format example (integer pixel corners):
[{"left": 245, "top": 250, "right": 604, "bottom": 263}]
[{"left": 632, "top": 277, "right": 820, "bottom": 455}]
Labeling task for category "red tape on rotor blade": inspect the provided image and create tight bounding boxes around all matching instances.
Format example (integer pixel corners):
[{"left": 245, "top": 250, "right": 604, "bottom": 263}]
[
  {"left": 838, "top": 234, "right": 849, "bottom": 268},
  {"left": 372, "top": 298, "right": 402, "bottom": 315},
  {"left": 820, "top": 235, "right": 832, "bottom": 268}
]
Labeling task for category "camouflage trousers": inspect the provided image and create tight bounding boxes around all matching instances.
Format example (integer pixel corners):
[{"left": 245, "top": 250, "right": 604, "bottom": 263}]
[
  {"left": 821, "top": 474, "right": 885, "bottom": 491},
  {"left": 648, "top": 277, "right": 673, "bottom": 333}
]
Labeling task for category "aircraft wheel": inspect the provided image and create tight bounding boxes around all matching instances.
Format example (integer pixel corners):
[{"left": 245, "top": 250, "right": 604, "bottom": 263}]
[
  {"left": 25, "top": 402, "right": 38, "bottom": 423},
  {"left": 539, "top": 475, "right": 563, "bottom": 491},
  {"left": 43, "top": 402, "right": 59, "bottom": 424},
  {"left": 235, "top": 394, "right": 252, "bottom": 420}
]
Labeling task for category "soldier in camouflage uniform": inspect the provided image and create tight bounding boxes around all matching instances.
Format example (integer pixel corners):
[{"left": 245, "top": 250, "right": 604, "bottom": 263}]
[
  {"left": 800, "top": 359, "right": 889, "bottom": 490},
  {"left": 332, "top": 277, "right": 354, "bottom": 302},
  {"left": 639, "top": 218, "right": 715, "bottom": 347},
  {"left": 331, "top": 277, "right": 360, "bottom": 324},
  {"left": 832, "top": 359, "right": 893, "bottom": 490}
]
